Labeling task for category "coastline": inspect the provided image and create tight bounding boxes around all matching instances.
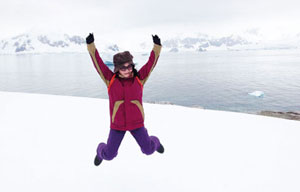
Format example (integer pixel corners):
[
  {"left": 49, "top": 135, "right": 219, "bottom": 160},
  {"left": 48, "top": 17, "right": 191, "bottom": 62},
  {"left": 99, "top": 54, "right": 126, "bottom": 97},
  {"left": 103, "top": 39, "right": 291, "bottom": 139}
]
[
  {"left": 1, "top": 90, "right": 299, "bottom": 122},
  {"left": 258, "top": 111, "right": 300, "bottom": 121},
  {"left": 147, "top": 100, "right": 300, "bottom": 122}
]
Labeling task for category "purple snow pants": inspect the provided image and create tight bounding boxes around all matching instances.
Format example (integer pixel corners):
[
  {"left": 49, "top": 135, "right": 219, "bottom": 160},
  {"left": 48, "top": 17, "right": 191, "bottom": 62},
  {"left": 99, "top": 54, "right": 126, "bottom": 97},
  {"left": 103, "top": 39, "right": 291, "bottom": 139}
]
[{"left": 96, "top": 127, "right": 161, "bottom": 161}]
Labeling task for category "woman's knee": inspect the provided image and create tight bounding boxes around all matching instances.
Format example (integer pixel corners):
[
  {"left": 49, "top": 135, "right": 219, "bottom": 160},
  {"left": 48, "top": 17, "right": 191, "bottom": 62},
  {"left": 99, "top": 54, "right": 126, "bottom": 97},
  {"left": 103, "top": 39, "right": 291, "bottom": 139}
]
[
  {"left": 141, "top": 136, "right": 160, "bottom": 155},
  {"left": 104, "top": 151, "right": 118, "bottom": 160},
  {"left": 141, "top": 147, "right": 155, "bottom": 155},
  {"left": 97, "top": 143, "right": 118, "bottom": 160}
]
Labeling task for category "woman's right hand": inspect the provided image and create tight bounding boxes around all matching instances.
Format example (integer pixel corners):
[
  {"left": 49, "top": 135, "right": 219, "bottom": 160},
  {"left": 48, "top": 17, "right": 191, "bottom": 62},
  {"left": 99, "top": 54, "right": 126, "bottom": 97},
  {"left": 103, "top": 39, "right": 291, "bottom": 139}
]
[{"left": 86, "top": 33, "right": 94, "bottom": 44}]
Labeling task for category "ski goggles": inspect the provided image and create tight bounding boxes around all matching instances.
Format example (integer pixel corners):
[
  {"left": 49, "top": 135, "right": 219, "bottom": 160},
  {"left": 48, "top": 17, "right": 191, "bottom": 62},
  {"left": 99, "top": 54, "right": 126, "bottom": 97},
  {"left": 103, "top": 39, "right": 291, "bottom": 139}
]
[{"left": 119, "top": 64, "right": 134, "bottom": 72}]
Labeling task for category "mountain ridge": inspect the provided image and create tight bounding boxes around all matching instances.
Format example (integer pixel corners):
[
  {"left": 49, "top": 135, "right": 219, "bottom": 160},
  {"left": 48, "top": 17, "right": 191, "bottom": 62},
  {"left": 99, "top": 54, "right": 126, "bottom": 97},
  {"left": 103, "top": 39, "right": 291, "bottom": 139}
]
[{"left": 1, "top": 31, "right": 299, "bottom": 54}]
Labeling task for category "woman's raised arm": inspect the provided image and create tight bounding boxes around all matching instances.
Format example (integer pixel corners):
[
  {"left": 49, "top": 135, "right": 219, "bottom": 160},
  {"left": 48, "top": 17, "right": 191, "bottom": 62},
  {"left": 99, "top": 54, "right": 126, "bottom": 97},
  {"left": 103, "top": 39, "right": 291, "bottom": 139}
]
[
  {"left": 138, "top": 35, "right": 162, "bottom": 85},
  {"left": 86, "top": 33, "right": 114, "bottom": 87}
]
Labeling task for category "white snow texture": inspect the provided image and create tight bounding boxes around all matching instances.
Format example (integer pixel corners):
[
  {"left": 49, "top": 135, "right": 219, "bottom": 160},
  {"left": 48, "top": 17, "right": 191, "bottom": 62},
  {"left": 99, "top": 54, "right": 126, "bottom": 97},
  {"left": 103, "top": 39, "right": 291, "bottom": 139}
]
[{"left": 0, "top": 91, "right": 300, "bottom": 192}]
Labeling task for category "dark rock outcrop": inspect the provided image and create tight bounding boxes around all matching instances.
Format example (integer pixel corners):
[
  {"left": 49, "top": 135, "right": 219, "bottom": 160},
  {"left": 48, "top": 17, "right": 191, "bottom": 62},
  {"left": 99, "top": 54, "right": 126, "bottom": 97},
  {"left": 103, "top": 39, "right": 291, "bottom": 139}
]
[{"left": 258, "top": 111, "right": 300, "bottom": 121}]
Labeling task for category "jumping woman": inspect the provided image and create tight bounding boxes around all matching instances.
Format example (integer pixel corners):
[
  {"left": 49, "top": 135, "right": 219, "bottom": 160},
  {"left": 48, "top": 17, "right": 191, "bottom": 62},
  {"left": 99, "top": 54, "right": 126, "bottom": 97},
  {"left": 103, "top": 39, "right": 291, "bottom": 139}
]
[{"left": 86, "top": 33, "right": 164, "bottom": 166}]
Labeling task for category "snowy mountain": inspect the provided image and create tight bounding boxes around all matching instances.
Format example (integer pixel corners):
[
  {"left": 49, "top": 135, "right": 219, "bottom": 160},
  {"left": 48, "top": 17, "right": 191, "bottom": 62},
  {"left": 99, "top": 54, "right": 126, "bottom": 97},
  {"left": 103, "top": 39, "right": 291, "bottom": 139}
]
[
  {"left": 0, "top": 33, "right": 120, "bottom": 54},
  {"left": 162, "top": 34, "right": 251, "bottom": 52},
  {"left": 1, "top": 31, "right": 300, "bottom": 54},
  {"left": 160, "top": 31, "right": 300, "bottom": 52}
]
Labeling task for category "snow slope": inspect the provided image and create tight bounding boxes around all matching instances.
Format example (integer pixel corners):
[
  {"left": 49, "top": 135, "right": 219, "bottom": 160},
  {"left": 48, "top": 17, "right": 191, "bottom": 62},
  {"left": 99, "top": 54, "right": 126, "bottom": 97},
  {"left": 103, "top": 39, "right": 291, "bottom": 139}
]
[{"left": 1, "top": 91, "right": 300, "bottom": 192}]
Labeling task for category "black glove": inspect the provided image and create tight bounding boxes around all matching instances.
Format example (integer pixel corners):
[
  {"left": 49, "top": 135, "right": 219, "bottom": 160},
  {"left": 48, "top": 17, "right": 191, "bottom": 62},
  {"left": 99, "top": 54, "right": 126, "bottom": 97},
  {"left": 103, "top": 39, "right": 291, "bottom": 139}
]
[
  {"left": 86, "top": 33, "right": 94, "bottom": 44},
  {"left": 152, "top": 34, "right": 161, "bottom": 46}
]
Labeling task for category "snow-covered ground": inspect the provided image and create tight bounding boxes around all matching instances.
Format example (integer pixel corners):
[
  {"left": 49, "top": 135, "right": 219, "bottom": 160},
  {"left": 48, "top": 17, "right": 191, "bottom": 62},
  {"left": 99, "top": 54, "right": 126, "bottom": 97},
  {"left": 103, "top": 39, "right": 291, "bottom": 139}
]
[{"left": 1, "top": 91, "right": 300, "bottom": 192}]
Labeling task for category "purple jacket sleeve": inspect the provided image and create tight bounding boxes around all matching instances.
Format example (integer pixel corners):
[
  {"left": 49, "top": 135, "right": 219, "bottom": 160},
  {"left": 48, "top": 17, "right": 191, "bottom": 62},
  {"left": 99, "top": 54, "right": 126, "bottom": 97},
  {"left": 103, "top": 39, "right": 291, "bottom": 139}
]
[
  {"left": 138, "top": 44, "right": 162, "bottom": 85},
  {"left": 87, "top": 42, "right": 114, "bottom": 87}
]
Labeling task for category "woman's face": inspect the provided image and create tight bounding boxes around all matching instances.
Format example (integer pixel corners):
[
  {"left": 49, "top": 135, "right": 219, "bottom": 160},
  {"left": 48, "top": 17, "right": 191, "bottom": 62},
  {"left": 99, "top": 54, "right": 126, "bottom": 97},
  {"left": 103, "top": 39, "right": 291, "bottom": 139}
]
[{"left": 118, "top": 62, "right": 133, "bottom": 78}]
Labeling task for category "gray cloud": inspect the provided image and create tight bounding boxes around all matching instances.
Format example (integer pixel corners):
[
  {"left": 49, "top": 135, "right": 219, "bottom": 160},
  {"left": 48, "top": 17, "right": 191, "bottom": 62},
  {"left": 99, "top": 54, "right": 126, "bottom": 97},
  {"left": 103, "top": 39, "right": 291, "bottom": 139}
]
[{"left": 1, "top": 0, "right": 300, "bottom": 39}]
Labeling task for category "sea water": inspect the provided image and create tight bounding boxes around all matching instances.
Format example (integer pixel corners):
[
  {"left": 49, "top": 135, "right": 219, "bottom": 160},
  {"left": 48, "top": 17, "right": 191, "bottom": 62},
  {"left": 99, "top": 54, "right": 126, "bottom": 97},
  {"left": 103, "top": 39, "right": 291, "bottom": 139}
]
[{"left": 0, "top": 49, "right": 300, "bottom": 113}]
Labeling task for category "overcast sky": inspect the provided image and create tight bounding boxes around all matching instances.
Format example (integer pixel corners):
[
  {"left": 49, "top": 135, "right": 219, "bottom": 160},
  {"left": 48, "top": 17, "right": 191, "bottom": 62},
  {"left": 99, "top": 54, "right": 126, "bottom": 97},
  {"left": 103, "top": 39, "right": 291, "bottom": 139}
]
[{"left": 1, "top": 0, "right": 300, "bottom": 40}]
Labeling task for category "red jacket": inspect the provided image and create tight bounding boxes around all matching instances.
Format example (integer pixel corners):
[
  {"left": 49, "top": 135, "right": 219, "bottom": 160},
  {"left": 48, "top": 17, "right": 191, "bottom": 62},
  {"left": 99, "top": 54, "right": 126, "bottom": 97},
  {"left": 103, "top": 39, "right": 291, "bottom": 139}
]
[{"left": 87, "top": 43, "right": 162, "bottom": 131}]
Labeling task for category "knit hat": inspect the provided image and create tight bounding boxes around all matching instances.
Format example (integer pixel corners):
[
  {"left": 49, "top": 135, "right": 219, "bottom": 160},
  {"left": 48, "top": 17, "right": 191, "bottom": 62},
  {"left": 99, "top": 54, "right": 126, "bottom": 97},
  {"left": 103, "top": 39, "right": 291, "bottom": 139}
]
[{"left": 113, "top": 51, "right": 134, "bottom": 73}]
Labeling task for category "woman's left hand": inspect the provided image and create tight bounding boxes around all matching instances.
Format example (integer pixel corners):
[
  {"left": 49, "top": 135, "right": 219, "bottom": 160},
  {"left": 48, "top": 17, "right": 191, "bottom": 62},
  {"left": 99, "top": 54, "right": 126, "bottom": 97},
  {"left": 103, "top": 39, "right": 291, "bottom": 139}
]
[{"left": 152, "top": 34, "right": 161, "bottom": 46}]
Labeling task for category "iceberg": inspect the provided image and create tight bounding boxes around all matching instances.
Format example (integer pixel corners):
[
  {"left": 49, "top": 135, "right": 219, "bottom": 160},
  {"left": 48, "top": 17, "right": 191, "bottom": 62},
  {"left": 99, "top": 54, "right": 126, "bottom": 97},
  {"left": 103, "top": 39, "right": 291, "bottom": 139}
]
[
  {"left": 104, "top": 60, "right": 114, "bottom": 66},
  {"left": 248, "top": 90, "right": 264, "bottom": 97}
]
